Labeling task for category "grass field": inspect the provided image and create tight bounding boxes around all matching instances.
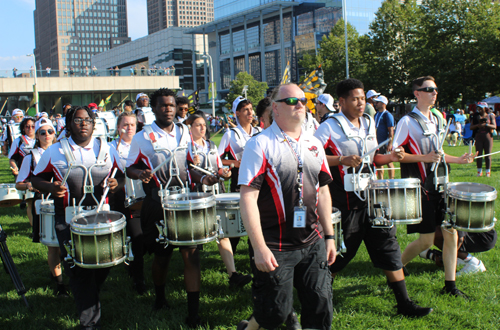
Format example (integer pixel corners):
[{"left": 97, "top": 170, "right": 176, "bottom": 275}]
[{"left": 1, "top": 138, "right": 500, "bottom": 330}]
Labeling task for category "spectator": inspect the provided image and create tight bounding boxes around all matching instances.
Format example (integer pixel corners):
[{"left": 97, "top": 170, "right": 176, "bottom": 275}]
[
  {"left": 46, "top": 67, "right": 51, "bottom": 77},
  {"left": 365, "top": 90, "right": 379, "bottom": 118},
  {"left": 141, "top": 65, "right": 146, "bottom": 76},
  {"left": 115, "top": 66, "right": 120, "bottom": 76},
  {"left": 85, "top": 66, "right": 90, "bottom": 76},
  {"left": 69, "top": 67, "right": 74, "bottom": 77},
  {"left": 129, "top": 67, "right": 134, "bottom": 76},
  {"left": 92, "top": 66, "right": 98, "bottom": 76},
  {"left": 12, "top": 67, "right": 17, "bottom": 77}
]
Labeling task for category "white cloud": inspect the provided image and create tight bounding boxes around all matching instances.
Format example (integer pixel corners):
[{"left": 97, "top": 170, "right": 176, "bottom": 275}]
[
  {"left": 0, "top": 56, "right": 34, "bottom": 74},
  {"left": 127, "top": 0, "right": 148, "bottom": 40}
]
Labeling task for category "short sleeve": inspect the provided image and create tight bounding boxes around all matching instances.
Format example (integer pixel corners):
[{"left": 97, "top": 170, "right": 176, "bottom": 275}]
[
  {"left": 237, "top": 138, "right": 267, "bottom": 190},
  {"left": 392, "top": 116, "right": 410, "bottom": 149},
  {"left": 386, "top": 112, "right": 395, "bottom": 128},
  {"left": 16, "top": 155, "right": 32, "bottom": 183},
  {"left": 218, "top": 130, "right": 231, "bottom": 158},
  {"left": 126, "top": 134, "right": 142, "bottom": 167},
  {"left": 314, "top": 121, "right": 331, "bottom": 148}
]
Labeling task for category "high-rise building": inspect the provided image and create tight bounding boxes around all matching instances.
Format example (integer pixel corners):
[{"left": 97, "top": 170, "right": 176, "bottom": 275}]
[
  {"left": 34, "top": 0, "right": 131, "bottom": 76},
  {"left": 147, "top": 0, "right": 215, "bottom": 35}
]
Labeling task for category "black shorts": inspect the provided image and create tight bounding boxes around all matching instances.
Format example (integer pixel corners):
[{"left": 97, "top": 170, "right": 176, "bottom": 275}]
[
  {"left": 330, "top": 207, "right": 403, "bottom": 273},
  {"left": 407, "top": 197, "right": 444, "bottom": 235},
  {"left": 140, "top": 196, "right": 198, "bottom": 256},
  {"left": 459, "top": 229, "right": 497, "bottom": 253},
  {"left": 250, "top": 239, "right": 333, "bottom": 330}
]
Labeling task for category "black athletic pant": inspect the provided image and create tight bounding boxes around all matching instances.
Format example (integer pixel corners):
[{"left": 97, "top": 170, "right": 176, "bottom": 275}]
[{"left": 475, "top": 132, "right": 493, "bottom": 170}]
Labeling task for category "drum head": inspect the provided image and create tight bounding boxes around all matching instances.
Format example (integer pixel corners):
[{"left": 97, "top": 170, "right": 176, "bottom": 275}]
[
  {"left": 215, "top": 193, "right": 240, "bottom": 202},
  {"left": 448, "top": 182, "right": 497, "bottom": 201},
  {"left": 72, "top": 210, "right": 124, "bottom": 225}
]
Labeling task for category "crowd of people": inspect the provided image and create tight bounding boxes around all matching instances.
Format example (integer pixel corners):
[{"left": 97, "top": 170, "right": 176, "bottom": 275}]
[{"left": 0, "top": 80, "right": 497, "bottom": 329}]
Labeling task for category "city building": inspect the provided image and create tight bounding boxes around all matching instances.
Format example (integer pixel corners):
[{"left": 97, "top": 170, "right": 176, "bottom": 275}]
[
  {"left": 187, "top": 0, "right": 384, "bottom": 100},
  {"left": 147, "top": 0, "right": 215, "bottom": 34},
  {"left": 91, "top": 27, "right": 207, "bottom": 92},
  {"left": 34, "top": 0, "right": 131, "bottom": 76}
]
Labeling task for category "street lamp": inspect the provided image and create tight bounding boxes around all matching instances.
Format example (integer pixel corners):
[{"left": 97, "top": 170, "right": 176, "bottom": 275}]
[
  {"left": 342, "top": 0, "right": 349, "bottom": 78},
  {"left": 202, "top": 53, "right": 215, "bottom": 117},
  {"left": 26, "top": 54, "right": 39, "bottom": 114}
]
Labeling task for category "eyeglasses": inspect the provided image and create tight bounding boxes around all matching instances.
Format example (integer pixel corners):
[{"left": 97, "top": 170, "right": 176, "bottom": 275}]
[
  {"left": 416, "top": 87, "right": 438, "bottom": 93},
  {"left": 25, "top": 125, "right": 35, "bottom": 129},
  {"left": 39, "top": 129, "right": 55, "bottom": 136},
  {"left": 275, "top": 97, "right": 308, "bottom": 106},
  {"left": 73, "top": 118, "right": 94, "bottom": 125}
]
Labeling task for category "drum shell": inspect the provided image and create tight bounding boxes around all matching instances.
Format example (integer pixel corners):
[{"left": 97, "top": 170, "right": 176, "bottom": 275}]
[
  {"left": 368, "top": 179, "right": 422, "bottom": 225},
  {"left": 216, "top": 193, "right": 246, "bottom": 238},
  {"left": 92, "top": 118, "right": 108, "bottom": 138},
  {"left": 0, "top": 184, "right": 23, "bottom": 207},
  {"left": 124, "top": 177, "right": 146, "bottom": 210},
  {"left": 163, "top": 193, "right": 217, "bottom": 245},
  {"left": 331, "top": 207, "right": 345, "bottom": 255},
  {"left": 447, "top": 182, "right": 497, "bottom": 232},
  {"left": 39, "top": 200, "right": 58, "bottom": 247},
  {"left": 70, "top": 211, "right": 127, "bottom": 268}
]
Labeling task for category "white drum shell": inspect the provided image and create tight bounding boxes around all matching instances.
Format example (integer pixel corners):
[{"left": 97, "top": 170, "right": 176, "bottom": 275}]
[
  {"left": 215, "top": 193, "right": 246, "bottom": 238},
  {"left": 0, "top": 184, "right": 23, "bottom": 207},
  {"left": 39, "top": 200, "right": 58, "bottom": 247}
]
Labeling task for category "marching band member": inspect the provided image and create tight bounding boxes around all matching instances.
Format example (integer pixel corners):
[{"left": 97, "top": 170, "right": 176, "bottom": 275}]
[
  {"left": 126, "top": 88, "right": 218, "bottom": 328},
  {"left": 393, "top": 76, "right": 473, "bottom": 298},
  {"left": 186, "top": 112, "right": 251, "bottom": 288},
  {"left": 108, "top": 111, "right": 146, "bottom": 295},
  {"left": 15, "top": 117, "right": 68, "bottom": 297},
  {"left": 1, "top": 108, "right": 24, "bottom": 156},
  {"left": 32, "top": 106, "right": 125, "bottom": 329},
  {"left": 218, "top": 96, "right": 262, "bottom": 253},
  {"left": 56, "top": 103, "right": 72, "bottom": 135},
  {"left": 314, "top": 78, "right": 433, "bottom": 317},
  {"left": 134, "top": 92, "right": 150, "bottom": 131}
]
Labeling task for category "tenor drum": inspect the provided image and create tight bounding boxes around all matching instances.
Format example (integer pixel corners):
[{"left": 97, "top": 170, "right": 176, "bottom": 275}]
[
  {"left": 216, "top": 193, "right": 246, "bottom": 238},
  {"left": 69, "top": 210, "right": 128, "bottom": 268},
  {"left": 162, "top": 192, "right": 217, "bottom": 245},
  {"left": 24, "top": 190, "right": 35, "bottom": 200},
  {"left": 368, "top": 179, "right": 422, "bottom": 226},
  {"left": 0, "top": 184, "right": 23, "bottom": 207},
  {"left": 39, "top": 200, "right": 58, "bottom": 247},
  {"left": 446, "top": 182, "right": 497, "bottom": 232},
  {"left": 97, "top": 111, "right": 117, "bottom": 137},
  {"left": 124, "top": 177, "right": 146, "bottom": 210},
  {"left": 92, "top": 118, "right": 108, "bottom": 138},
  {"left": 331, "top": 207, "right": 346, "bottom": 255}
]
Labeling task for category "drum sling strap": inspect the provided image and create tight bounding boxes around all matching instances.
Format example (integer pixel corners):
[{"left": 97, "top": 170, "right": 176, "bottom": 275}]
[
  {"left": 329, "top": 113, "right": 374, "bottom": 140},
  {"left": 406, "top": 112, "right": 446, "bottom": 192},
  {"left": 229, "top": 126, "right": 262, "bottom": 158}
]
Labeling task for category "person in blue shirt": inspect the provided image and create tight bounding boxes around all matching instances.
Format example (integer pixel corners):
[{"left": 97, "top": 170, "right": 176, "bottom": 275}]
[
  {"left": 374, "top": 95, "right": 395, "bottom": 179},
  {"left": 454, "top": 109, "right": 466, "bottom": 127}
]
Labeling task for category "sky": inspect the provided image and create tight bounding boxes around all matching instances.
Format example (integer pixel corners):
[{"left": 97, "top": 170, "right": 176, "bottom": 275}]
[{"left": 0, "top": 0, "right": 148, "bottom": 70}]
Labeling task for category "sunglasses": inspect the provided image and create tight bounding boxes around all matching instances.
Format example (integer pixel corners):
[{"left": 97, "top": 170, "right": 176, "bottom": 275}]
[
  {"left": 416, "top": 87, "right": 438, "bottom": 93},
  {"left": 275, "top": 97, "right": 308, "bottom": 106},
  {"left": 74, "top": 118, "right": 94, "bottom": 125},
  {"left": 13, "top": 115, "right": 23, "bottom": 119},
  {"left": 39, "top": 129, "right": 55, "bottom": 136}
]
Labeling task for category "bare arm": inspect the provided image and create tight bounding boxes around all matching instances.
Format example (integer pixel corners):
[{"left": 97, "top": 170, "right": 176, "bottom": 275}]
[{"left": 316, "top": 185, "right": 336, "bottom": 265}]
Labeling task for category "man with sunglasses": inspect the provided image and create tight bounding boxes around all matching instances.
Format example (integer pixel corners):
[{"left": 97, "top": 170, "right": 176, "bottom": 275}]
[
  {"left": 238, "top": 84, "right": 335, "bottom": 330},
  {"left": 1, "top": 109, "right": 24, "bottom": 156},
  {"left": 392, "top": 76, "right": 473, "bottom": 298}
]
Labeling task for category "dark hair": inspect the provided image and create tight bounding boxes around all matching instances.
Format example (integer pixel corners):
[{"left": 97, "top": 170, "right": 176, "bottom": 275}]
[
  {"left": 150, "top": 88, "right": 176, "bottom": 107},
  {"left": 236, "top": 99, "right": 252, "bottom": 112},
  {"left": 336, "top": 78, "right": 364, "bottom": 99},
  {"left": 176, "top": 96, "right": 189, "bottom": 106},
  {"left": 20, "top": 117, "right": 36, "bottom": 135},
  {"left": 412, "top": 76, "right": 435, "bottom": 92},
  {"left": 65, "top": 106, "right": 95, "bottom": 137},
  {"left": 124, "top": 100, "right": 134, "bottom": 108},
  {"left": 256, "top": 97, "right": 272, "bottom": 119}
]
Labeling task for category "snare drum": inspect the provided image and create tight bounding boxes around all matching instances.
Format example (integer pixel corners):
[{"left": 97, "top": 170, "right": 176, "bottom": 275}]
[
  {"left": 162, "top": 192, "right": 217, "bottom": 245},
  {"left": 446, "top": 182, "right": 497, "bottom": 232},
  {"left": 331, "top": 207, "right": 346, "bottom": 255},
  {"left": 368, "top": 179, "right": 422, "bottom": 226},
  {"left": 124, "top": 177, "right": 146, "bottom": 210},
  {"left": 39, "top": 200, "right": 58, "bottom": 247},
  {"left": 215, "top": 193, "right": 246, "bottom": 238},
  {"left": 0, "top": 184, "right": 23, "bottom": 207},
  {"left": 69, "top": 210, "right": 128, "bottom": 268}
]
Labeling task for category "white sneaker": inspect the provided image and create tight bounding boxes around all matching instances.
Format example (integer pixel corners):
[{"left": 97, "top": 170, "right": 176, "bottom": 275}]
[
  {"left": 419, "top": 249, "right": 429, "bottom": 259},
  {"left": 457, "top": 258, "right": 466, "bottom": 266},
  {"left": 457, "top": 260, "right": 486, "bottom": 276}
]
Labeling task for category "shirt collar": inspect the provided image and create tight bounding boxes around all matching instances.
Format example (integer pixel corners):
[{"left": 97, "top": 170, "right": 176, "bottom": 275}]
[
  {"left": 413, "top": 107, "right": 437, "bottom": 125},
  {"left": 270, "top": 121, "right": 306, "bottom": 143},
  {"left": 339, "top": 111, "right": 367, "bottom": 132},
  {"left": 152, "top": 121, "right": 177, "bottom": 138},
  {"left": 68, "top": 136, "right": 95, "bottom": 150}
]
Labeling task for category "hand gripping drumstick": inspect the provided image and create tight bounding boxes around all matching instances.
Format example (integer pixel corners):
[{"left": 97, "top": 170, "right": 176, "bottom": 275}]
[
  {"left": 359, "top": 138, "right": 390, "bottom": 159},
  {"left": 151, "top": 153, "right": 175, "bottom": 175},
  {"left": 97, "top": 168, "right": 118, "bottom": 213}
]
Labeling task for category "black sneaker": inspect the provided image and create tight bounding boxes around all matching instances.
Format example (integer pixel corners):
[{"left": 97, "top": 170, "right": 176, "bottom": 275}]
[
  {"left": 185, "top": 315, "right": 202, "bottom": 328},
  {"left": 152, "top": 299, "right": 170, "bottom": 311},
  {"left": 229, "top": 272, "right": 252, "bottom": 288},
  {"left": 236, "top": 320, "right": 249, "bottom": 330},
  {"left": 441, "top": 286, "right": 469, "bottom": 300},
  {"left": 396, "top": 300, "right": 433, "bottom": 318},
  {"left": 20, "top": 201, "right": 26, "bottom": 210},
  {"left": 55, "top": 285, "right": 70, "bottom": 298},
  {"left": 285, "top": 309, "right": 301, "bottom": 330}
]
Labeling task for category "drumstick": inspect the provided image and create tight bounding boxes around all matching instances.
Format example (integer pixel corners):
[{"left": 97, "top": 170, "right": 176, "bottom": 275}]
[
  {"left": 189, "top": 163, "right": 216, "bottom": 176},
  {"left": 96, "top": 168, "right": 118, "bottom": 213},
  {"left": 474, "top": 150, "right": 500, "bottom": 159},
  {"left": 151, "top": 153, "right": 175, "bottom": 175},
  {"left": 359, "top": 138, "right": 390, "bottom": 159},
  {"left": 115, "top": 128, "right": 126, "bottom": 150}
]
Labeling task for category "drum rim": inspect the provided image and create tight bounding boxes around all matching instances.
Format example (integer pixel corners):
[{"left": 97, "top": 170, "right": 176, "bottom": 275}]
[
  {"left": 164, "top": 192, "right": 216, "bottom": 207},
  {"left": 447, "top": 182, "right": 497, "bottom": 201},
  {"left": 70, "top": 210, "right": 126, "bottom": 233},
  {"left": 369, "top": 178, "right": 421, "bottom": 189}
]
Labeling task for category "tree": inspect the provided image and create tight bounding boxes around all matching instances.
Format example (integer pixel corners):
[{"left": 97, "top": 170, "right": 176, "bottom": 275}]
[
  {"left": 300, "top": 20, "right": 366, "bottom": 95},
  {"left": 362, "top": 0, "right": 422, "bottom": 103},
  {"left": 225, "top": 71, "right": 268, "bottom": 110}
]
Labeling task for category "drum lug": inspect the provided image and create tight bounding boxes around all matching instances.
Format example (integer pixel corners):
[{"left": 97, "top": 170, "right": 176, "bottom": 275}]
[
  {"left": 216, "top": 215, "right": 224, "bottom": 242},
  {"left": 370, "top": 204, "right": 394, "bottom": 229},
  {"left": 155, "top": 221, "right": 167, "bottom": 246},
  {"left": 124, "top": 236, "right": 134, "bottom": 265},
  {"left": 63, "top": 240, "right": 75, "bottom": 268}
]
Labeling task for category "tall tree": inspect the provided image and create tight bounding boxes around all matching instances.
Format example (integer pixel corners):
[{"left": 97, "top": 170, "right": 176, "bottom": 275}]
[
  {"left": 225, "top": 71, "right": 268, "bottom": 110},
  {"left": 362, "top": 0, "right": 422, "bottom": 103},
  {"left": 300, "top": 20, "right": 366, "bottom": 95}
]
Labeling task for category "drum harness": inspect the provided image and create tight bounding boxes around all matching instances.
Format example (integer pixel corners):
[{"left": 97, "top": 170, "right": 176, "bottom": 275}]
[
  {"left": 191, "top": 140, "right": 220, "bottom": 195},
  {"left": 329, "top": 113, "right": 377, "bottom": 202}
]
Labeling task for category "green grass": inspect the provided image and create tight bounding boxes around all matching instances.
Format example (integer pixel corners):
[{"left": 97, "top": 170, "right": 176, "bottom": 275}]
[{"left": 1, "top": 142, "right": 500, "bottom": 329}]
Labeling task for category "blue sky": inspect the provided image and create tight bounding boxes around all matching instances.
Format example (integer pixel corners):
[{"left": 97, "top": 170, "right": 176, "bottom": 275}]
[{"left": 0, "top": 0, "right": 147, "bottom": 70}]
